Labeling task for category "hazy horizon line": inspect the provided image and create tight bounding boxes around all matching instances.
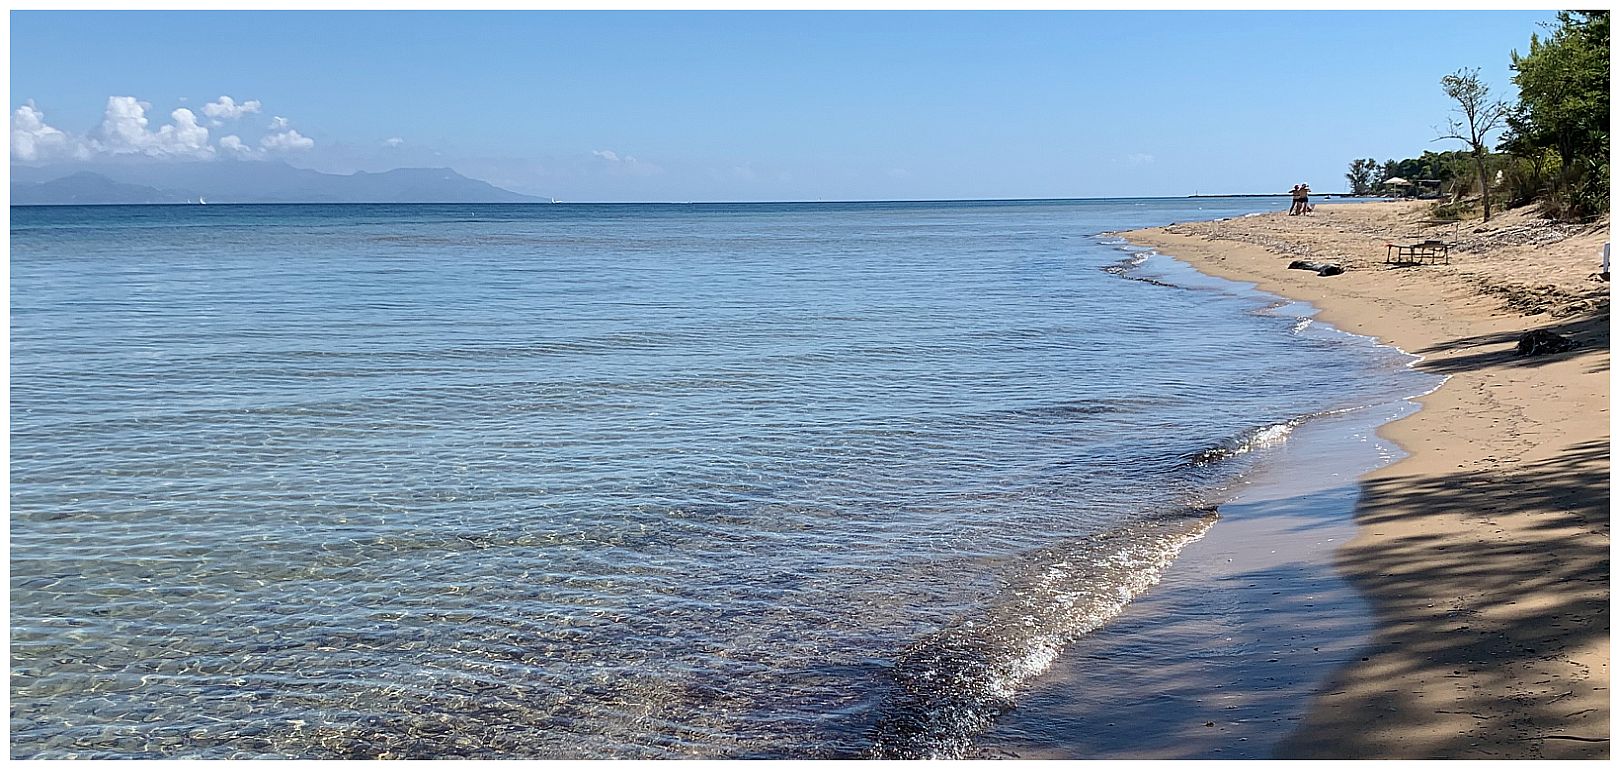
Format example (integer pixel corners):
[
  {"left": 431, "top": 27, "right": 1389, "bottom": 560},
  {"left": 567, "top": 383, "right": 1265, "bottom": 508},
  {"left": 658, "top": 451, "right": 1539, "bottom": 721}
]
[{"left": 12, "top": 193, "right": 1328, "bottom": 208}]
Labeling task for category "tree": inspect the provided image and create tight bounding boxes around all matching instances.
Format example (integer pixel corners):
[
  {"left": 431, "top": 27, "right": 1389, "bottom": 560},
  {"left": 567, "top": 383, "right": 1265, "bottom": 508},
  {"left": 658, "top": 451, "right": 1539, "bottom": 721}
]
[
  {"left": 1379, "top": 159, "right": 1400, "bottom": 185},
  {"left": 1345, "top": 158, "right": 1379, "bottom": 195},
  {"left": 1503, "top": 11, "right": 1610, "bottom": 218},
  {"left": 1383, "top": 150, "right": 1472, "bottom": 188},
  {"left": 1438, "top": 67, "right": 1509, "bottom": 221},
  {"left": 1380, "top": 157, "right": 1406, "bottom": 186}
]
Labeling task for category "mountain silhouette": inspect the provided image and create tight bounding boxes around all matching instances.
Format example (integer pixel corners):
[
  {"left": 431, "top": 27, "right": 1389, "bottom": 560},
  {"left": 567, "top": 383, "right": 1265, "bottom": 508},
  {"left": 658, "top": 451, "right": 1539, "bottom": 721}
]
[{"left": 10, "top": 160, "right": 547, "bottom": 204}]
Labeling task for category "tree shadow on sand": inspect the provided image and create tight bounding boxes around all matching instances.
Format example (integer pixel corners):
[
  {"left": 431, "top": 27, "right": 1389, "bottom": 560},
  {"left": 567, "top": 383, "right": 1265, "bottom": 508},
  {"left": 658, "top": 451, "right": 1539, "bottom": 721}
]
[
  {"left": 1276, "top": 438, "right": 1610, "bottom": 759},
  {"left": 1408, "top": 310, "right": 1610, "bottom": 376}
]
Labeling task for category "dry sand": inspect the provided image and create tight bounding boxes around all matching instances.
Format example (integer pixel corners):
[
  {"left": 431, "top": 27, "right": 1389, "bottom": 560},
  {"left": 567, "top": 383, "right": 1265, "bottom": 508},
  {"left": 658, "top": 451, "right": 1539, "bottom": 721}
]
[{"left": 1123, "top": 199, "right": 1610, "bottom": 759}]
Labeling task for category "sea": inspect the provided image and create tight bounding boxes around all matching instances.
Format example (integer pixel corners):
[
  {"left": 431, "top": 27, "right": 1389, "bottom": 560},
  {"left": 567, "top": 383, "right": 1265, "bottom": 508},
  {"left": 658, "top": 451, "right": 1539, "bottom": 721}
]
[{"left": 9, "top": 198, "right": 1438, "bottom": 759}]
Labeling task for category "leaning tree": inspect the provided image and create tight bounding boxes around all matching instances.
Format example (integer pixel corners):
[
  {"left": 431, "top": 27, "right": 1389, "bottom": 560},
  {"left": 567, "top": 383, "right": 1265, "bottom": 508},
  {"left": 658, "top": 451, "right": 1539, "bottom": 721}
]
[{"left": 1438, "top": 67, "right": 1509, "bottom": 222}]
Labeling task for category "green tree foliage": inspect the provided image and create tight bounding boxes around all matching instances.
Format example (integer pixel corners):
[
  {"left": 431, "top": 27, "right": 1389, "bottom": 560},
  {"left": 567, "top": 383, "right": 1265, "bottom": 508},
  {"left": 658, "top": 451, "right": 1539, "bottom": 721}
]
[
  {"left": 1345, "top": 158, "right": 1380, "bottom": 195},
  {"left": 1500, "top": 148, "right": 1560, "bottom": 209},
  {"left": 1379, "top": 159, "right": 1401, "bottom": 184},
  {"left": 1363, "top": 150, "right": 1477, "bottom": 196},
  {"left": 1503, "top": 10, "right": 1610, "bottom": 219}
]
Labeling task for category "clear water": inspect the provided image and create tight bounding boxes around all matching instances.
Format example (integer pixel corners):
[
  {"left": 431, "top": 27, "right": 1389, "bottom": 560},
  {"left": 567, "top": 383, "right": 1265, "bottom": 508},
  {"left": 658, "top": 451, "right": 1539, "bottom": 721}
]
[{"left": 9, "top": 199, "right": 1434, "bottom": 758}]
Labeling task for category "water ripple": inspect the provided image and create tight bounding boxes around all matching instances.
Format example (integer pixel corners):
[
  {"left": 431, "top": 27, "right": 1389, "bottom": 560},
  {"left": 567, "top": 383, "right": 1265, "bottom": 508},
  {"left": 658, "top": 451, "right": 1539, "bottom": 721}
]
[{"left": 10, "top": 201, "right": 1436, "bottom": 758}]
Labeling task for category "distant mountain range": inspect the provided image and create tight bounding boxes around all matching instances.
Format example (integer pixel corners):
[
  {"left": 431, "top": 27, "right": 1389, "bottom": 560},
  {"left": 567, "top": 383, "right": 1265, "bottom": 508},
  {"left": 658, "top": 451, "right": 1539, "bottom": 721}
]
[{"left": 10, "top": 161, "right": 547, "bottom": 205}]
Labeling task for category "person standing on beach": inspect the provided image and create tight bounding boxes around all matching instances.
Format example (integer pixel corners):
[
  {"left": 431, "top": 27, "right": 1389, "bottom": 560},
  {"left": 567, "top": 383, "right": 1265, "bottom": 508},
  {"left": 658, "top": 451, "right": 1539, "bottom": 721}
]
[
  {"left": 1298, "top": 183, "right": 1312, "bottom": 214},
  {"left": 1289, "top": 184, "right": 1304, "bottom": 215}
]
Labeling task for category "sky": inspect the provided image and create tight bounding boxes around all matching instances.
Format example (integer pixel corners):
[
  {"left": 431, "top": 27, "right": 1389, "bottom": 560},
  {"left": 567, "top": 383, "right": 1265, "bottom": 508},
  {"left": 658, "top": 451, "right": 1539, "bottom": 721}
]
[{"left": 9, "top": 9, "right": 1560, "bottom": 202}]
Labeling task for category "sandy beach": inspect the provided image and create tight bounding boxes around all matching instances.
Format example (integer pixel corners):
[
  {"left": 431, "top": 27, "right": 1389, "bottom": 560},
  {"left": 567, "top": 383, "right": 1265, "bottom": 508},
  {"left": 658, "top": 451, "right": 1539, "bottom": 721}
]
[{"left": 1122, "top": 199, "right": 1610, "bottom": 759}]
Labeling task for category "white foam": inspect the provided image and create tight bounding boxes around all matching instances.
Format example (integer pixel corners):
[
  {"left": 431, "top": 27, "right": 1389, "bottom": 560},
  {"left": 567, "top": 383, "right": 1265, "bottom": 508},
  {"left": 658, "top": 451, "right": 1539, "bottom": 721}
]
[{"left": 1248, "top": 421, "right": 1296, "bottom": 448}]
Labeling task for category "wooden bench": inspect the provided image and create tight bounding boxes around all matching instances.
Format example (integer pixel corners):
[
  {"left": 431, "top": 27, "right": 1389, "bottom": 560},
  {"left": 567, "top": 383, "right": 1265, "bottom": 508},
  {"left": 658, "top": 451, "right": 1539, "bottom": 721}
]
[{"left": 1386, "top": 240, "right": 1450, "bottom": 265}]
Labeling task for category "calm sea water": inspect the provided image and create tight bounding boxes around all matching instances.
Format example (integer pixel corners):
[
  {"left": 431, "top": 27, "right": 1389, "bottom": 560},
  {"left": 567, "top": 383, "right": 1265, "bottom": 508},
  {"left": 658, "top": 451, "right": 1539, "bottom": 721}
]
[{"left": 10, "top": 199, "right": 1432, "bottom": 759}]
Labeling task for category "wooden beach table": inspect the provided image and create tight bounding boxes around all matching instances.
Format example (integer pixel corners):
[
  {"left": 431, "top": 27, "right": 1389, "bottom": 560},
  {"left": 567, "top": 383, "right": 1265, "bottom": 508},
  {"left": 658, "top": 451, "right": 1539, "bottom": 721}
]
[{"left": 1385, "top": 239, "right": 1450, "bottom": 265}]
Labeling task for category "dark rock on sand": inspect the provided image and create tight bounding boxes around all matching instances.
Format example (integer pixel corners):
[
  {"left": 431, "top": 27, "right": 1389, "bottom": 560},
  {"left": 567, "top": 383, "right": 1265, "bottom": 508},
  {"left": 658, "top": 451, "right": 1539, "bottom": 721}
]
[
  {"left": 1516, "top": 329, "right": 1575, "bottom": 356},
  {"left": 1288, "top": 260, "right": 1345, "bottom": 276}
]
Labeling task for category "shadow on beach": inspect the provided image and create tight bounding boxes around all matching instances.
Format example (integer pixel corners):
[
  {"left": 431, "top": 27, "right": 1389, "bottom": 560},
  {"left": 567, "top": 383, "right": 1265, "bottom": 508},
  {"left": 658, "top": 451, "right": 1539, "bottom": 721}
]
[
  {"left": 1409, "top": 309, "right": 1610, "bottom": 376},
  {"left": 1276, "top": 436, "right": 1610, "bottom": 758}
]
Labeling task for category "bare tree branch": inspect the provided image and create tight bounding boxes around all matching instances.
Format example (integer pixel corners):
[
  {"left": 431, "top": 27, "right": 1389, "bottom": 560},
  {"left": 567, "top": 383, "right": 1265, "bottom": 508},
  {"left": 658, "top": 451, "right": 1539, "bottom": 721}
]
[{"left": 1437, "top": 67, "right": 1507, "bottom": 221}]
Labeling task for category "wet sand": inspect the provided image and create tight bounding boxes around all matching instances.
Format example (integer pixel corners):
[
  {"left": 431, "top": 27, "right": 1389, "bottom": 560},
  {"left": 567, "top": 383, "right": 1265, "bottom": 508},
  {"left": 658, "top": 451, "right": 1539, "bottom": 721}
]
[
  {"left": 977, "top": 396, "right": 1413, "bottom": 758},
  {"left": 1115, "top": 200, "right": 1611, "bottom": 759}
]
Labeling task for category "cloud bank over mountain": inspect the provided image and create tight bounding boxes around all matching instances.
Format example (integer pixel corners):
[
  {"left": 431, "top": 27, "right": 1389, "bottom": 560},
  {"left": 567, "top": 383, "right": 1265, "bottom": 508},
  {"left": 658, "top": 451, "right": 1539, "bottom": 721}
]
[
  {"left": 11, "top": 93, "right": 559, "bottom": 204},
  {"left": 11, "top": 95, "right": 314, "bottom": 162}
]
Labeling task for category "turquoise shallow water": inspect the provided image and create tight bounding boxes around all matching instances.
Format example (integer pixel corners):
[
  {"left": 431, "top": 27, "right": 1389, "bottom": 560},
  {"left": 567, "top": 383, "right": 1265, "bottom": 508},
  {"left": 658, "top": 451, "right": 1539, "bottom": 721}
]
[{"left": 10, "top": 199, "right": 1434, "bottom": 758}]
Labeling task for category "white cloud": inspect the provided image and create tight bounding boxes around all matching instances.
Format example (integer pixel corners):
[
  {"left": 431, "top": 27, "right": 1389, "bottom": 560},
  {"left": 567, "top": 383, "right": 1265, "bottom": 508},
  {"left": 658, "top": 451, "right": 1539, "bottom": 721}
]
[
  {"left": 89, "top": 97, "right": 214, "bottom": 159},
  {"left": 11, "top": 101, "right": 83, "bottom": 161},
  {"left": 252, "top": 115, "right": 315, "bottom": 152},
  {"left": 1122, "top": 152, "right": 1156, "bottom": 166},
  {"left": 201, "top": 95, "right": 261, "bottom": 123},
  {"left": 261, "top": 126, "right": 314, "bottom": 152},
  {"left": 14, "top": 95, "right": 323, "bottom": 161},
  {"left": 92, "top": 96, "right": 154, "bottom": 153},
  {"left": 219, "top": 134, "right": 255, "bottom": 157},
  {"left": 591, "top": 148, "right": 661, "bottom": 176},
  {"left": 383, "top": 137, "right": 405, "bottom": 147},
  {"left": 157, "top": 108, "right": 213, "bottom": 157}
]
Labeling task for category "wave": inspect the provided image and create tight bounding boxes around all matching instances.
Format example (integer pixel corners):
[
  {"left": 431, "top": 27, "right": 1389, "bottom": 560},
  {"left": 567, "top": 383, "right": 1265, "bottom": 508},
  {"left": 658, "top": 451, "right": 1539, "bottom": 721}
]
[
  {"left": 1100, "top": 252, "right": 1150, "bottom": 275},
  {"left": 863, "top": 413, "right": 1321, "bottom": 758},
  {"left": 1099, "top": 252, "right": 1180, "bottom": 289},
  {"left": 986, "top": 400, "right": 1121, "bottom": 422},
  {"left": 1183, "top": 419, "right": 1301, "bottom": 468},
  {"left": 866, "top": 506, "right": 1218, "bottom": 759}
]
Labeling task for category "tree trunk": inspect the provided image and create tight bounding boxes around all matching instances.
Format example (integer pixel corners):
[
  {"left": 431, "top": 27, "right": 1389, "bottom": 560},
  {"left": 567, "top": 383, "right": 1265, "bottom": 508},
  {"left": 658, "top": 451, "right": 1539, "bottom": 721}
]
[
  {"left": 1558, "top": 149, "right": 1576, "bottom": 220},
  {"left": 1475, "top": 150, "right": 1492, "bottom": 222}
]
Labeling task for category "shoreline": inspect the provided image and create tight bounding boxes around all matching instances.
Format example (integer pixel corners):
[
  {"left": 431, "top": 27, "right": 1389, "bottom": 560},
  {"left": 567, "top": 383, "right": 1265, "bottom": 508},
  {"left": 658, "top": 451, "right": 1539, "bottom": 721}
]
[
  {"left": 976, "top": 329, "right": 1421, "bottom": 758},
  {"left": 1121, "top": 200, "right": 1610, "bottom": 758},
  {"left": 974, "top": 226, "right": 1436, "bottom": 758}
]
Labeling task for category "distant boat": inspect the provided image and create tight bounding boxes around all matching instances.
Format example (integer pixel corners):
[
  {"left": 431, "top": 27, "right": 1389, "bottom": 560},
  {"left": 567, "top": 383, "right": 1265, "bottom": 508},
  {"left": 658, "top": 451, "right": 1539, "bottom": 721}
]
[{"left": 197, "top": 197, "right": 207, "bottom": 205}]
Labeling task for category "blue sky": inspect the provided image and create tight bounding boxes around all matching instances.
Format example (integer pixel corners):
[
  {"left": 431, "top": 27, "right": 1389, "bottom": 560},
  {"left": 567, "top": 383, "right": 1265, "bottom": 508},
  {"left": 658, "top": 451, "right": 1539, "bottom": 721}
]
[{"left": 11, "top": 10, "right": 1557, "bottom": 201}]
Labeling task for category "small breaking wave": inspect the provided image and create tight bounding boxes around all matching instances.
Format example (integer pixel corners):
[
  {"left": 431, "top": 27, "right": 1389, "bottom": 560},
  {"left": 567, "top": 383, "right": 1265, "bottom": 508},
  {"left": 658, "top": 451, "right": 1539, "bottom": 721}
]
[
  {"left": 1100, "top": 251, "right": 1150, "bottom": 274},
  {"left": 1100, "top": 252, "right": 1180, "bottom": 289},
  {"left": 1184, "top": 420, "right": 1301, "bottom": 467},
  {"left": 867, "top": 506, "right": 1219, "bottom": 759}
]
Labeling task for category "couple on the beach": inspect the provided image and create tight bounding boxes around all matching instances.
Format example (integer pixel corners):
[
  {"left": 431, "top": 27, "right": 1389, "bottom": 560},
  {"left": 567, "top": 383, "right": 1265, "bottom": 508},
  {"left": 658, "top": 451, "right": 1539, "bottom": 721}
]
[{"left": 1289, "top": 183, "right": 1312, "bottom": 215}]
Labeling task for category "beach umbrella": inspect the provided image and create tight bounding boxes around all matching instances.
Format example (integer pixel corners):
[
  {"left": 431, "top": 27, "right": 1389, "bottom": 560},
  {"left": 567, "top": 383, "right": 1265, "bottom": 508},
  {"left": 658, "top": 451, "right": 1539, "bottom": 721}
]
[{"left": 1383, "top": 177, "right": 1410, "bottom": 186}]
